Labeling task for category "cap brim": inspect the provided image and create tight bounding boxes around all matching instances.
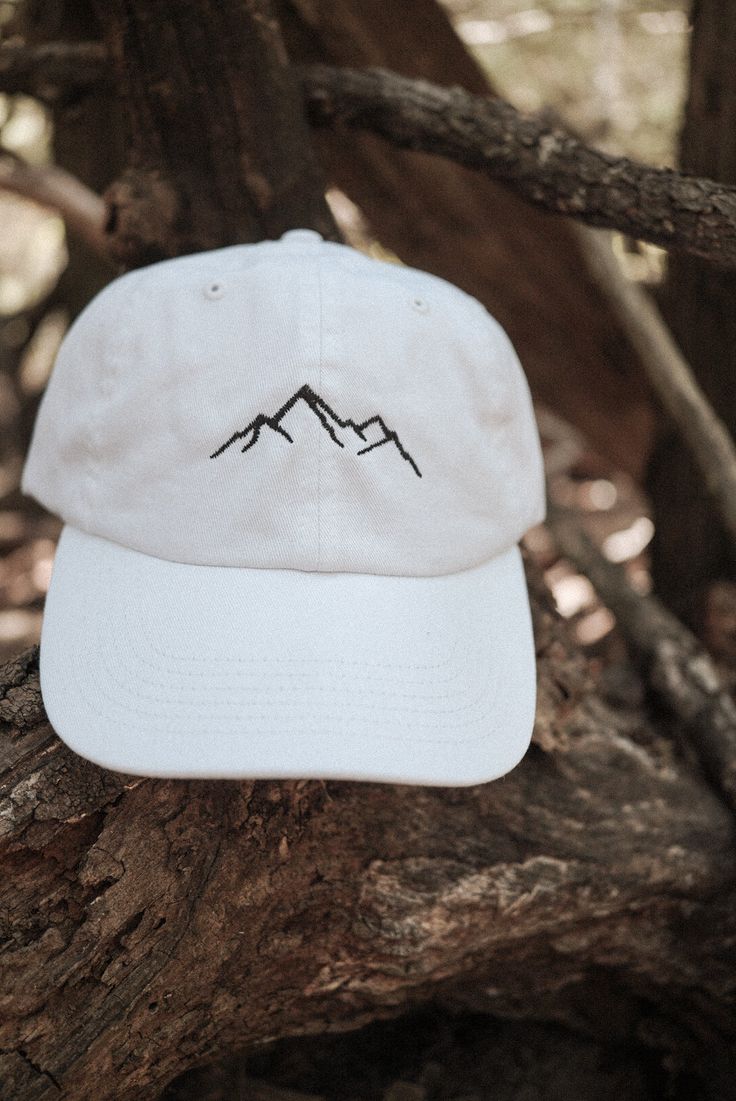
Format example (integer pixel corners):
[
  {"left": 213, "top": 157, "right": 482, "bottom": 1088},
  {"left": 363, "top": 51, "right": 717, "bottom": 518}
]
[{"left": 39, "top": 526, "right": 538, "bottom": 786}]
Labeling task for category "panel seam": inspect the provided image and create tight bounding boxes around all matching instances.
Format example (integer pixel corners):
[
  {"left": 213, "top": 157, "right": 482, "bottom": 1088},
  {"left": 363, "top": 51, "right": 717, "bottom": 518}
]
[{"left": 315, "top": 250, "right": 324, "bottom": 570}]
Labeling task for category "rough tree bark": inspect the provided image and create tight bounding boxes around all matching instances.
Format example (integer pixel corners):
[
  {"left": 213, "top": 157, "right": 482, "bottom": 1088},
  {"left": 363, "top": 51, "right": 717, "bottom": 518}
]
[
  {"left": 648, "top": 0, "right": 736, "bottom": 624},
  {"left": 300, "top": 64, "right": 736, "bottom": 269},
  {"left": 6, "top": 48, "right": 736, "bottom": 269},
  {"left": 2, "top": 2, "right": 736, "bottom": 1100},
  {"left": 95, "top": 0, "right": 337, "bottom": 264},
  {"left": 3, "top": 572, "right": 736, "bottom": 1101}
]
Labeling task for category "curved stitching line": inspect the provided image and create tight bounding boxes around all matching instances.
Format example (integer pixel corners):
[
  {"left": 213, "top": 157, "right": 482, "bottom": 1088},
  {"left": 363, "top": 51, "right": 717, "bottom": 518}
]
[
  {"left": 110, "top": 587, "right": 486, "bottom": 703},
  {"left": 88, "top": 542, "right": 477, "bottom": 674},
  {"left": 109, "top": 561, "right": 469, "bottom": 679},
  {"left": 66, "top": 610, "right": 504, "bottom": 744}
]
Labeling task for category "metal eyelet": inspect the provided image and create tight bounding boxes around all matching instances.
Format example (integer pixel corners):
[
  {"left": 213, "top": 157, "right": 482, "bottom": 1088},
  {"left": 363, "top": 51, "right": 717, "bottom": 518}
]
[{"left": 204, "top": 281, "right": 226, "bottom": 300}]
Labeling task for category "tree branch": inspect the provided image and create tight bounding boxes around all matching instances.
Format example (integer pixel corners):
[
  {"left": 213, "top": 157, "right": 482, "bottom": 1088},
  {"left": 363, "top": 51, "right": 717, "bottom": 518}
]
[
  {"left": 5, "top": 48, "right": 736, "bottom": 272},
  {"left": 546, "top": 497, "right": 736, "bottom": 812},
  {"left": 301, "top": 64, "right": 736, "bottom": 271},
  {"left": 576, "top": 226, "right": 736, "bottom": 559},
  {"left": 0, "top": 155, "right": 110, "bottom": 259}
]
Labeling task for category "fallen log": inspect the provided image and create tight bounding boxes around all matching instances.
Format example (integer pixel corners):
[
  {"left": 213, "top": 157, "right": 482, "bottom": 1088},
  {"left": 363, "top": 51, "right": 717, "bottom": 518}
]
[{"left": 2, "top": 571, "right": 735, "bottom": 1099}]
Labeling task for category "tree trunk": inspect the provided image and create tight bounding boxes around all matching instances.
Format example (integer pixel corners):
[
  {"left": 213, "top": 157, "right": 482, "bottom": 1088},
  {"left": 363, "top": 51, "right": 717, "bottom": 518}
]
[
  {"left": 648, "top": 1, "right": 736, "bottom": 624},
  {"left": 3, "top": 0, "right": 122, "bottom": 497},
  {"left": 95, "top": 0, "right": 337, "bottom": 264}
]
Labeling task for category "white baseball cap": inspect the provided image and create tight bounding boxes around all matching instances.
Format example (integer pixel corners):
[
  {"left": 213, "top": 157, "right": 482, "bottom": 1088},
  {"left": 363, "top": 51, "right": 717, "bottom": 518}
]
[{"left": 21, "top": 228, "right": 545, "bottom": 785}]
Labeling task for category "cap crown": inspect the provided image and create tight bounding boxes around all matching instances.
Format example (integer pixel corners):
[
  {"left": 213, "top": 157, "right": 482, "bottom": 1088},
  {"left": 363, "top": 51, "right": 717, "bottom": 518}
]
[{"left": 21, "top": 231, "right": 545, "bottom": 576}]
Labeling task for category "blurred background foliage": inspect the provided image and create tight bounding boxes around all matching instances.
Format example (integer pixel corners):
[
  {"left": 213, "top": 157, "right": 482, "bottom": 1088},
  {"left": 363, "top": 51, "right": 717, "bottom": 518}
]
[{"left": 446, "top": 0, "right": 688, "bottom": 163}]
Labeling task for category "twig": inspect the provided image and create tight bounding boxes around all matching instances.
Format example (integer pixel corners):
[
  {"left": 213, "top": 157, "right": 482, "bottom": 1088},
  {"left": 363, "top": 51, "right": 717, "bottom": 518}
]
[
  {"left": 546, "top": 498, "right": 736, "bottom": 812},
  {"left": 301, "top": 64, "right": 736, "bottom": 271},
  {"left": 576, "top": 226, "right": 736, "bottom": 556},
  {"left": 0, "top": 155, "right": 110, "bottom": 260},
  {"left": 5, "top": 48, "right": 736, "bottom": 269}
]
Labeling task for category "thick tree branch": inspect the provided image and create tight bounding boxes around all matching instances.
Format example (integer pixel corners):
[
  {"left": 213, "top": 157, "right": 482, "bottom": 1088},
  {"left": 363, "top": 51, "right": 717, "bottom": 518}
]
[
  {"left": 301, "top": 64, "right": 736, "bottom": 271},
  {"left": 4, "top": 46, "right": 736, "bottom": 271}
]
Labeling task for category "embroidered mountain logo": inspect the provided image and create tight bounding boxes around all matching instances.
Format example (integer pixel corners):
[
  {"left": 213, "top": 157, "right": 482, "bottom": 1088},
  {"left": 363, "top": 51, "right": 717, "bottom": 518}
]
[{"left": 210, "top": 384, "right": 422, "bottom": 478}]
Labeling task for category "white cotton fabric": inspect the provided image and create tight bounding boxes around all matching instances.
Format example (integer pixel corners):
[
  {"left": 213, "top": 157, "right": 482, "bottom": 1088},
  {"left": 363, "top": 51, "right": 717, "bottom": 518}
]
[
  {"left": 40, "top": 527, "right": 536, "bottom": 784},
  {"left": 21, "top": 229, "right": 546, "bottom": 784}
]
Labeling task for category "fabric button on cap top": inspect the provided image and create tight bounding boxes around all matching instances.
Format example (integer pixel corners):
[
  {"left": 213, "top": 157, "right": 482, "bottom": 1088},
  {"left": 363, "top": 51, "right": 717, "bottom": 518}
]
[
  {"left": 279, "top": 228, "right": 323, "bottom": 246},
  {"left": 21, "top": 229, "right": 546, "bottom": 787}
]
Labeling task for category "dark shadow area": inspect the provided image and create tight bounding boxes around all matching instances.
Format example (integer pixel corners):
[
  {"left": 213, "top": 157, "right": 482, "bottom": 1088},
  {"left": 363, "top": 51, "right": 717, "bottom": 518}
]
[{"left": 162, "top": 1005, "right": 680, "bottom": 1101}]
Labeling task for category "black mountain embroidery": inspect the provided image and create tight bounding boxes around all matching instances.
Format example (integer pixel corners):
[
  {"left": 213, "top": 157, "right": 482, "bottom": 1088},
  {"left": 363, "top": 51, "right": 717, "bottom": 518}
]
[{"left": 210, "top": 384, "right": 422, "bottom": 477}]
